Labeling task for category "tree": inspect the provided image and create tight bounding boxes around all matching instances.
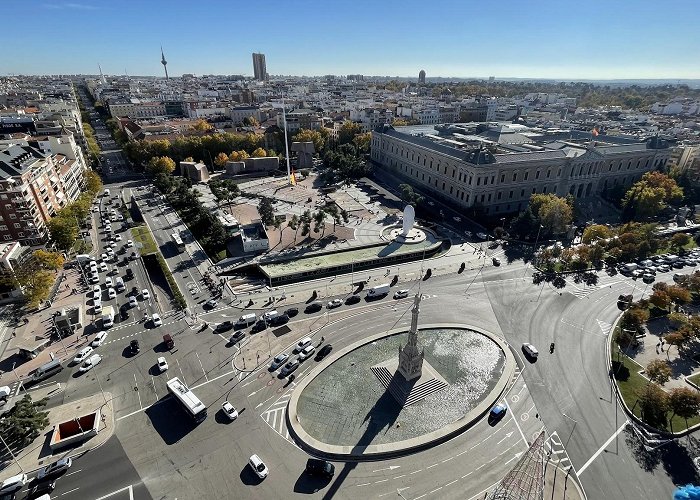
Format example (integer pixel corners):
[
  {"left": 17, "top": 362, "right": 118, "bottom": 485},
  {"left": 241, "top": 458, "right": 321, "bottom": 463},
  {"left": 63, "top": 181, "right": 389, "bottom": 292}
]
[
  {"left": 668, "top": 387, "right": 700, "bottom": 423},
  {"left": 289, "top": 214, "right": 300, "bottom": 242},
  {"left": 300, "top": 210, "right": 312, "bottom": 238},
  {"left": 292, "top": 129, "right": 326, "bottom": 154},
  {"left": 582, "top": 224, "right": 613, "bottom": 244},
  {"left": 214, "top": 152, "right": 229, "bottom": 168},
  {"left": 649, "top": 289, "right": 671, "bottom": 311},
  {"left": 146, "top": 156, "right": 176, "bottom": 177},
  {"left": 313, "top": 210, "right": 326, "bottom": 236},
  {"left": 83, "top": 170, "right": 103, "bottom": 197},
  {"left": 251, "top": 147, "right": 267, "bottom": 158},
  {"left": 530, "top": 193, "right": 573, "bottom": 235},
  {"left": 0, "top": 395, "right": 49, "bottom": 451},
  {"left": 665, "top": 331, "right": 688, "bottom": 354},
  {"left": 670, "top": 232, "right": 691, "bottom": 253},
  {"left": 622, "top": 171, "right": 684, "bottom": 220},
  {"left": 621, "top": 305, "right": 650, "bottom": 332},
  {"left": 667, "top": 285, "right": 692, "bottom": 307},
  {"left": 229, "top": 150, "right": 250, "bottom": 162},
  {"left": 191, "top": 119, "right": 213, "bottom": 132},
  {"left": 353, "top": 132, "right": 372, "bottom": 154},
  {"left": 242, "top": 116, "right": 259, "bottom": 127},
  {"left": 33, "top": 250, "right": 64, "bottom": 271},
  {"left": 47, "top": 217, "right": 77, "bottom": 251},
  {"left": 392, "top": 118, "right": 409, "bottom": 126},
  {"left": 638, "top": 383, "right": 668, "bottom": 428},
  {"left": 509, "top": 206, "right": 539, "bottom": 239},
  {"left": 3, "top": 254, "right": 56, "bottom": 309},
  {"left": 324, "top": 204, "right": 343, "bottom": 231},
  {"left": 257, "top": 197, "right": 275, "bottom": 226},
  {"left": 399, "top": 184, "right": 423, "bottom": 207},
  {"left": 646, "top": 359, "right": 672, "bottom": 385},
  {"left": 338, "top": 121, "right": 363, "bottom": 145}
]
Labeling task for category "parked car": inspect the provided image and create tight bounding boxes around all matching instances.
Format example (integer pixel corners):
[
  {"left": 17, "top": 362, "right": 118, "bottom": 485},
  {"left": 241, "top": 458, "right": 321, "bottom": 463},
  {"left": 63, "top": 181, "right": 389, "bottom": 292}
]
[
  {"left": 345, "top": 295, "right": 361, "bottom": 305},
  {"left": 252, "top": 320, "right": 267, "bottom": 332},
  {"left": 79, "top": 354, "right": 103, "bottom": 373},
  {"left": 28, "top": 479, "right": 56, "bottom": 498},
  {"left": 222, "top": 401, "right": 238, "bottom": 421},
  {"left": 215, "top": 321, "right": 234, "bottom": 333},
  {"left": 91, "top": 331, "right": 108, "bottom": 347},
  {"left": 270, "top": 353, "right": 289, "bottom": 370},
  {"left": 229, "top": 331, "right": 245, "bottom": 343},
  {"left": 284, "top": 307, "right": 299, "bottom": 318},
  {"left": 128, "top": 295, "right": 137, "bottom": 308},
  {"left": 305, "top": 302, "right": 323, "bottom": 313},
  {"left": 315, "top": 344, "right": 333, "bottom": 361},
  {"left": 393, "top": 289, "right": 409, "bottom": 299},
  {"left": 73, "top": 346, "right": 94, "bottom": 364},
  {"left": 0, "top": 473, "right": 27, "bottom": 494},
  {"left": 141, "top": 289, "right": 150, "bottom": 300},
  {"left": 327, "top": 298, "right": 342, "bottom": 309},
  {"left": 269, "top": 314, "right": 289, "bottom": 326},
  {"left": 157, "top": 356, "right": 168, "bottom": 372},
  {"left": 248, "top": 454, "right": 269, "bottom": 479},
  {"left": 125, "top": 268, "right": 134, "bottom": 279},
  {"left": 305, "top": 458, "right": 335, "bottom": 478}
]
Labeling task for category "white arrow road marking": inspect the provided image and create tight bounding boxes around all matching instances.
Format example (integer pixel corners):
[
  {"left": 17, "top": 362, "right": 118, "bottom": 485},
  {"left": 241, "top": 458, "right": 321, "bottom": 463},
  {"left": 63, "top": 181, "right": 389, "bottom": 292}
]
[
  {"left": 372, "top": 465, "right": 400, "bottom": 473},
  {"left": 496, "top": 431, "right": 514, "bottom": 445},
  {"left": 504, "top": 452, "right": 523, "bottom": 466}
]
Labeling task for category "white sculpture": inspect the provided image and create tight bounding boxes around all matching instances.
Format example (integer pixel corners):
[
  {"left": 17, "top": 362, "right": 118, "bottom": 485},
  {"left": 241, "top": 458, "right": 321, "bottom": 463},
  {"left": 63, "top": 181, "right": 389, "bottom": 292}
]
[{"left": 402, "top": 205, "right": 415, "bottom": 237}]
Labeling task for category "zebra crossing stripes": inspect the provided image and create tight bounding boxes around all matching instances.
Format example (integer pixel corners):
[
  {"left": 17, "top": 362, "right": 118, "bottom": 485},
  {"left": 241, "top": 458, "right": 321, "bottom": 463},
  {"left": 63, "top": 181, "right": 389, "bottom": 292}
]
[
  {"left": 260, "top": 392, "right": 298, "bottom": 448},
  {"left": 597, "top": 319, "right": 614, "bottom": 336},
  {"left": 544, "top": 431, "right": 572, "bottom": 470}
]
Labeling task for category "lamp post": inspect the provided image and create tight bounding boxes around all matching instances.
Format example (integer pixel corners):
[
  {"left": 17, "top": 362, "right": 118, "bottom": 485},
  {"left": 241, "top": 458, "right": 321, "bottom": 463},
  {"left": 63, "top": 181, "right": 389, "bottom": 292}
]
[{"left": 562, "top": 412, "right": 578, "bottom": 449}]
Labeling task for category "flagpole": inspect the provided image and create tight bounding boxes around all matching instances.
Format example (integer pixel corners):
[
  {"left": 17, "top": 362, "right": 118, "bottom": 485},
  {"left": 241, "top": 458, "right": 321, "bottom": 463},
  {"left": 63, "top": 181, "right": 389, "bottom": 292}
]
[{"left": 282, "top": 95, "right": 291, "bottom": 184}]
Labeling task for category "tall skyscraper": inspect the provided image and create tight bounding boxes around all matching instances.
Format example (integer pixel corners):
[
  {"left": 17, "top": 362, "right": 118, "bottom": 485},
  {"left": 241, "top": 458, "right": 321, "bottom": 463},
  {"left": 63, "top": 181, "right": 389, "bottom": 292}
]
[
  {"left": 252, "top": 53, "right": 267, "bottom": 81},
  {"left": 161, "top": 46, "right": 169, "bottom": 80},
  {"left": 418, "top": 69, "right": 426, "bottom": 84}
]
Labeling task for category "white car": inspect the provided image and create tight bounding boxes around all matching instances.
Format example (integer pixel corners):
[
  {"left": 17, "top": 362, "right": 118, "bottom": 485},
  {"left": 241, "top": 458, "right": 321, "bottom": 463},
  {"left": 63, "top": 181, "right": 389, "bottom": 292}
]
[
  {"left": 297, "top": 345, "right": 316, "bottom": 361},
  {"left": 326, "top": 299, "right": 342, "bottom": 309},
  {"left": 105, "top": 277, "right": 113, "bottom": 287},
  {"left": 128, "top": 296, "right": 138, "bottom": 308},
  {"left": 99, "top": 262, "right": 108, "bottom": 272},
  {"left": 79, "top": 354, "right": 102, "bottom": 373},
  {"left": 222, "top": 401, "right": 238, "bottom": 421},
  {"left": 93, "top": 300, "right": 102, "bottom": 313},
  {"left": 105, "top": 224, "right": 112, "bottom": 232},
  {"left": 92, "top": 284, "right": 101, "bottom": 295},
  {"left": 522, "top": 343, "right": 539, "bottom": 358},
  {"left": 453, "top": 216, "right": 462, "bottom": 222},
  {"left": 73, "top": 346, "right": 94, "bottom": 364},
  {"left": 90, "top": 273, "right": 100, "bottom": 284},
  {"left": 107, "top": 287, "right": 116, "bottom": 299},
  {"left": 141, "top": 289, "right": 150, "bottom": 300},
  {"left": 0, "top": 473, "right": 26, "bottom": 494},
  {"left": 114, "top": 234, "right": 122, "bottom": 241},
  {"left": 152, "top": 313, "right": 162, "bottom": 327},
  {"left": 91, "top": 331, "right": 108, "bottom": 347},
  {"left": 249, "top": 454, "right": 269, "bottom": 479},
  {"left": 127, "top": 240, "right": 134, "bottom": 247},
  {"left": 269, "top": 353, "right": 289, "bottom": 370},
  {"left": 157, "top": 356, "right": 168, "bottom": 372},
  {"left": 100, "top": 253, "right": 108, "bottom": 261},
  {"left": 393, "top": 289, "right": 409, "bottom": 299}
]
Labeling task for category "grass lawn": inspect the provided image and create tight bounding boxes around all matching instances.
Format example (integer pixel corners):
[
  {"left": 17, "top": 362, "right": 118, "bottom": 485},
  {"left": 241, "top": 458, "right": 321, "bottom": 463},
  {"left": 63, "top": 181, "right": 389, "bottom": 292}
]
[
  {"left": 688, "top": 373, "right": 700, "bottom": 387},
  {"left": 612, "top": 334, "right": 700, "bottom": 433},
  {"left": 656, "top": 238, "right": 698, "bottom": 255},
  {"left": 213, "top": 249, "right": 227, "bottom": 263},
  {"left": 130, "top": 225, "right": 158, "bottom": 255}
]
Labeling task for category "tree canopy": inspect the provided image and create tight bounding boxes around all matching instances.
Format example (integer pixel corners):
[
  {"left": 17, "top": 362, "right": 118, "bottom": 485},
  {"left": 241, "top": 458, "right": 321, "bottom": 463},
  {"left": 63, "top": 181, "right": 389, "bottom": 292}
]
[
  {"left": 622, "top": 171, "right": 683, "bottom": 220},
  {"left": 0, "top": 395, "right": 49, "bottom": 451},
  {"left": 146, "top": 156, "right": 176, "bottom": 177}
]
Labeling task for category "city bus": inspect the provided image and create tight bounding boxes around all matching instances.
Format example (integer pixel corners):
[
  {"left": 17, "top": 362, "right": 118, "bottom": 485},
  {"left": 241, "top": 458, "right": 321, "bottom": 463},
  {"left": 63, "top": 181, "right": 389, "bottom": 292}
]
[
  {"left": 166, "top": 377, "right": 207, "bottom": 423},
  {"left": 171, "top": 232, "right": 185, "bottom": 253}
]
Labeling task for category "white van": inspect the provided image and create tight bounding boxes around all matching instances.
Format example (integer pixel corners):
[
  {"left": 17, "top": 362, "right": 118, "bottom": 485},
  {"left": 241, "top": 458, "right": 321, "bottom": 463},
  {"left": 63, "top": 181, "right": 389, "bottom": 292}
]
[
  {"left": 235, "top": 313, "right": 257, "bottom": 327},
  {"left": 621, "top": 263, "right": 638, "bottom": 275},
  {"left": 104, "top": 188, "right": 110, "bottom": 196},
  {"left": 263, "top": 310, "right": 279, "bottom": 322},
  {"left": 294, "top": 337, "right": 313, "bottom": 353}
]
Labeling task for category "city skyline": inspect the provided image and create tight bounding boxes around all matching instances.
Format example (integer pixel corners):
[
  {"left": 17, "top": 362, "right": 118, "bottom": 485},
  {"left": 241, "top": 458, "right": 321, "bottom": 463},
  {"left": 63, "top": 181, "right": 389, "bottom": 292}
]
[{"left": 3, "top": 0, "right": 700, "bottom": 79}]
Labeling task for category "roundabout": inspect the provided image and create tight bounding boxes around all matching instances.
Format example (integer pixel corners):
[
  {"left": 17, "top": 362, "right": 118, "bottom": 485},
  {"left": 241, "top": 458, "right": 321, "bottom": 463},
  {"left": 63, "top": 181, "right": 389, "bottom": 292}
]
[{"left": 287, "top": 295, "right": 516, "bottom": 459}]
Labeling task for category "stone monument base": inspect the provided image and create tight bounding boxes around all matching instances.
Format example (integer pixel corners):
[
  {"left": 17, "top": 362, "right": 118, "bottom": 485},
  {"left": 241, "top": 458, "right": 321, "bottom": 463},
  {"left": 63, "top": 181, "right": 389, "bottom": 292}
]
[
  {"left": 388, "top": 227, "right": 426, "bottom": 244},
  {"left": 371, "top": 358, "right": 448, "bottom": 408}
]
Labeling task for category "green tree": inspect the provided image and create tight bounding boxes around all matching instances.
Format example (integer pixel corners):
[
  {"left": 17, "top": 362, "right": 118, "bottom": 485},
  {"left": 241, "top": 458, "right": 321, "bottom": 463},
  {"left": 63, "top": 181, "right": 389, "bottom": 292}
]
[
  {"left": 670, "top": 232, "right": 691, "bottom": 253},
  {"left": 83, "top": 170, "right": 103, "bottom": 196},
  {"left": 530, "top": 193, "right": 573, "bottom": 235},
  {"left": 353, "top": 132, "right": 372, "bottom": 154},
  {"left": 230, "top": 150, "right": 250, "bottom": 162},
  {"left": 214, "top": 152, "right": 229, "bottom": 168},
  {"left": 646, "top": 359, "right": 672, "bottom": 385},
  {"left": 621, "top": 305, "right": 650, "bottom": 332},
  {"left": 3, "top": 255, "right": 56, "bottom": 309},
  {"left": 190, "top": 119, "right": 213, "bottom": 132},
  {"left": 300, "top": 210, "right": 312, "bottom": 238},
  {"left": 392, "top": 118, "right": 410, "bottom": 126},
  {"left": 313, "top": 210, "right": 327, "bottom": 236},
  {"left": 242, "top": 116, "right": 259, "bottom": 127},
  {"left": 668, "top": 387, "right": 700, "bottom": 423},
  {"left": 288, "top": 214, "right": 300, "bottom": 242},
  {"left": 47, "top": 217, "right": 78, "bottom": 251},
  {"left": 146, "top": 156, "right": 176, "bottom": 177},
  {"left": 582, "top": 224, "right": 613, "bottom": 244},
  {"left": 622, "top": 171, "right": 684, "bottom": 220},
  {"left": 399, "top": 184, "right": 423, "bottom": 206},
  {"left": 338, "top": 121, "right": 363, "bottom": 145},
  {"left": 638, "top": 383, "right": 668, "bottom": 428},
  {"left": 257, "top": 197, "right": 275, "bottom": 226},
  {"left": 251, "top": 147, "right": 267, "bottom": 158},
  {"left": 0, "top": 395, "right": 49, "bottom": 451},
  {"left": 649, "top": 289, "right": 671, "bottom": 311},
  {"left": 292, "top": 129, "right": 326, "bottom": 154},
  {"left": 33, "top": 250, "right": 64, "bottom": 270},
  {"left": 665, "top": 331, "right": 689, "bottom": 355},
  {"left": 509, "top": 206, "right": 540, "bottom": 240}
]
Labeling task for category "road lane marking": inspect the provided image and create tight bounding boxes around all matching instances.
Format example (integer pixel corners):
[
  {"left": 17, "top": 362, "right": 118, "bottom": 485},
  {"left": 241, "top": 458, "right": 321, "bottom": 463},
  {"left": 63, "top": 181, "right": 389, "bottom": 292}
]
[
  {"left": 356, "top": 483, "right": 371, "bottom": 487},
  {"left": 578, "top": 420, "right": 628, "bottom": 475},
  {"left": 61, "top": 487, "right": 80, "bottom": 496},
  {"left": 505, "top": 401, "right": 528, "bottom": 445},
  {"left": 196, "top": 352, "right": 208, "bottom": 382},
  {"left": 409, "top": 469, "right": 422, "bottom": 475},
  {"left": 426, "top": 463, "right": 438, "bottom": 469},
  {"left": 374, "top": 479, "right": 388, "bottom": 484},
  {"left": 133, "top": 373, "right": 142, "bottom": 409},
  {"left": 65, "top": 469, "right": 82, "bottom": 476}
]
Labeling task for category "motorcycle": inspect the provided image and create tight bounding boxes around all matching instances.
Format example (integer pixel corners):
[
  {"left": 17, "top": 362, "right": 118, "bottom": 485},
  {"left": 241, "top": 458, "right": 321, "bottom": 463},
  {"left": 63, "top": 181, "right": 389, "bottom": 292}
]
[{"left": 549, "top": 342, "right": 555, "bottom": 353}]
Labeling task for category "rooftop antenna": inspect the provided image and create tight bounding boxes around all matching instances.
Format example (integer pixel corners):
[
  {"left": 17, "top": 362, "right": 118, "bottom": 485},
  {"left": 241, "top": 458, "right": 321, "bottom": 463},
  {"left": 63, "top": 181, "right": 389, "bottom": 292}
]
[{"left": 161, "top": 46, "right": 169, "bottom": 80}]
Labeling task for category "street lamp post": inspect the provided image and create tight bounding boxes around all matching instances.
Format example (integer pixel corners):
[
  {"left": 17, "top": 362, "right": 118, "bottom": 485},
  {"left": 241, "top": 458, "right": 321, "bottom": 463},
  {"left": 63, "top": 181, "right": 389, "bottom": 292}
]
[{"left": 562, "top": 412, "right": 578, "bottom": 449}]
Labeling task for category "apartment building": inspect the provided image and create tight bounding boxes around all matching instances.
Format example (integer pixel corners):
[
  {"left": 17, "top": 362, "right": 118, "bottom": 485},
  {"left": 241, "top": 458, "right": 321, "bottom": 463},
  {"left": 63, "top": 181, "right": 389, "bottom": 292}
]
[
  {"left": 0, "top": 145, "right": 86, "bottom": 245},
  {"left": 370, "top": 125, "right": 671, "bottom": 216}
]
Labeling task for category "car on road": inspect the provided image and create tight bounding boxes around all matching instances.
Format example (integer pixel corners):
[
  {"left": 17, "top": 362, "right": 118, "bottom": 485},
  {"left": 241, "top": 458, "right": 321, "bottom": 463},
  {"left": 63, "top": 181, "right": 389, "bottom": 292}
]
[
  {"left": 393, "top": 289, "right": 409, "bottom": 299},
  {"left": 91, "top": 331, "right": 108, "bottom": 347},
  {"left": 120, "top": 306, "right": 129, "bottom": 320},
  {"left": 151, "top": 313, "right": 162, "bottom": 327},
  {"left": 73, "top": 346, "right": 94, "bottom": 364},
  {"left": 125, "top": 268, "right": 134, "bottom": 280},
  {"left": 222, "top": 401, "right": 238, "bottom": 421},
  {"left": 229, "top": 331, "right": 245, "bottom": 343},
  {"left": 215, "top": 321, "right": 233, "bottom": 333},
  {"left": 141, "top": 289, "right": 150, "bottom": 300},
  {"left": 306, "top": 458, "right": 335, "bottom": 478},
  {"left": 464, "top": 230, "right": 473, "bottom": 238},
  {"left": 294, "top": 337, "right": 313, "bottom": 353},
  {"left": 0, "top": 473, "right": 26, "bottom": 494},
  {"left": 345, "top": 295, "right": 361, "bottom": 305},
  {"left": 107, "top": 287, "right": 116, "bottom": 299},
  {"left": 284, "top": 307, "right": 299, "bottom": 318},
  {"left": 327, "top": 298, "right": 342, "bottom": 309},
  {"left": 270, "top": 353, "right": 289, "bottom": 370},
  {"left": 315, "top": 344, "right": 333, "bottom": 361},
  {"left": 269, "top": 314, "right": 289, "bottom": 326},
  {"left": 130, "top": 339, "right": 140, "bottom": 354},
  {"left": 79, "top": 354, "right": 102, "bottom": 373},
  {"left": 128, "top": 296, "right": 137, "bottom": 308},
  {"left": 28, "top": 479, "right": 56, "bottom": 498},
  {"left": 249, "top": 454, "right": 269, "bottom": 479},
  {"left": 252, "top": 319, "right": 267, "bottom": 332},
  {"left": 522, "top": 343, "right": 539, "bottom": 359},
  {"left": 453, "top": 216, "right": 461, "bottom": 222},
  {"left": 157, "top": 356, "right": 168, "bottom": 372},
  {"left": 205, "top": 299, "right": 218, "bottom": 309},
  {"left": 127, "top": 239, "right": 133, "bottom": 247},
  {"left": 492, "top": 257, "right": 501, "bottom": 266},
  {"left": 280, "top": 359, "right": 300, "bottom": 377},
  {"left": 297, "top": 345, "right": 316, "bottom": 361},
  {"left": 489, "top": 403, "right": 507, "bottom": 422},
  {"left": 305, "top": 302, "right": 323, "bottom": 313}
]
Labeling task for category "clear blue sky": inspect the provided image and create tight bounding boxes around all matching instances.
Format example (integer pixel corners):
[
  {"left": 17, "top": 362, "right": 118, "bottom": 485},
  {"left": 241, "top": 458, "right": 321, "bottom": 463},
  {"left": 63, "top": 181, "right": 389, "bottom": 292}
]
[{"left": 4, "top": 0, "right": 700, "bottom": 79}]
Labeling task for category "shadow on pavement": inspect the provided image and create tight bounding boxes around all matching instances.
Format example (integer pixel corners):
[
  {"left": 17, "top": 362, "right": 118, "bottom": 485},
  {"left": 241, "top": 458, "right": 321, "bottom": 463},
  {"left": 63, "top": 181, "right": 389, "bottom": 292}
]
[
  {"left": 293, "top": 472, "right": 332, "bottom": 494},
  {"left": 239, "top": 465, "right": 265, "bottom": 486},
  {"left": 145, "top": 398, "right": 196, "bottom": 445}
]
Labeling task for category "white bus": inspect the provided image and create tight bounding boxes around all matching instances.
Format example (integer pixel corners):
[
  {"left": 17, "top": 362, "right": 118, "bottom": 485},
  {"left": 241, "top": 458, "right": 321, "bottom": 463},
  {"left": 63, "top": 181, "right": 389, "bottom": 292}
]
[
  {"left": 171, "top": 233, "right": 185, "bottom": 253},
  {"left": 166, "top": 377, "right": 207, "bottom": 422}
]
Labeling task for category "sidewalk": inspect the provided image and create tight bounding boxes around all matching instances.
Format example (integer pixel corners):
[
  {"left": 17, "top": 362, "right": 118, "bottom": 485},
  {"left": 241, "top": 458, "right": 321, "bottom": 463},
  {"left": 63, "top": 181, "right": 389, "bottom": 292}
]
[
  {"left": 0, "top": 392, "right": 114, "bottom": 479},
  {"left": 1, "top": 266, "right": 92, "bottom": 382}
]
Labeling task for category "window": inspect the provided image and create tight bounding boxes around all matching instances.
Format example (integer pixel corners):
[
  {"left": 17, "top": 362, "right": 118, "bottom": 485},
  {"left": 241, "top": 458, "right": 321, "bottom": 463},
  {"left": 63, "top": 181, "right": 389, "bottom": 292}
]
[
  {"left": 547, "top": 169, "right": 551, "bottom": 178},
  {"left": 509, "top": 190, "right": 513, "bottom": 199},
  {"left": 468, "top": 176, "right": 472, "bottom": 185},
  {"left": 512, "top": 172, "right": 517, "bottom": 182},
  {"left": 477, "top": 177, "right": 481, "bottom": 186},
  {"left": 500, "top": 174, "right": 505, "bottom": 183},
  {"left": 0, "top": 195, "right": 6, "bottom": 200},
  {"left": 535, "top": 170, "right": 540, "bottom": 179},
  {"left": 543, "top": 186, "right": 547, "bottom": 194},
  {"left": 17, "top": 232, "right": 24, "bottom": 238},
  {"left": 480, "top": 194, "right": 485, "bottom": 202},
  {"left": 491, "top": 176, "right": 495, "bottom": 184},
  {"left": 450, "top": 186, "right": 453, "bottom": 194},
  {"left": 497, "top": 191, "right": 502, "bottom": 200},
  {"left": 557, "top": 168, "right": 562, "bottom": 177},
  {"left": 2, "top": 235, "right": 9, "bottom": 241},
  {"left": 524, "top": 171, "right": 529, "bottom": 181},
  {"left": 13, "top": 223, "right": 20, "bottom": 228},
  {"left": 487, "top": 193, "right": 492, "bottom": 202},
  {"left": 520, "top": 189, "right": 525, "bottom": 198}
]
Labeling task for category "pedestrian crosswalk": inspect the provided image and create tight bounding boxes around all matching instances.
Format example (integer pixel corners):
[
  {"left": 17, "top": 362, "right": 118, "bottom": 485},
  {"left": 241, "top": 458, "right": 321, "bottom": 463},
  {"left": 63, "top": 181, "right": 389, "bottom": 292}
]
[
  {"left": 565, "top": 274, "right": 624, "bottom": 299},
  {"left": 597, "top": 319, "right": 614, "bottom": 336},
  {"left": 260, "top": 390, "right": 298, "bottom": 448}
]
